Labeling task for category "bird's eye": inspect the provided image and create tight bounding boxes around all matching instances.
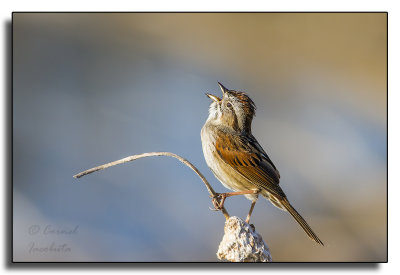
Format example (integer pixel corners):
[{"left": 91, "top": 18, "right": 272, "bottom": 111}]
[{"left": 227, "top": 102, "right": 232, "bottom": 108}]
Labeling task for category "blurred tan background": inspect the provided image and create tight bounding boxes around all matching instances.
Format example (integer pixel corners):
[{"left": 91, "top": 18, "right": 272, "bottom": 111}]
[{"left": 13, "top": 13, "right": 387, "bottom": 262}]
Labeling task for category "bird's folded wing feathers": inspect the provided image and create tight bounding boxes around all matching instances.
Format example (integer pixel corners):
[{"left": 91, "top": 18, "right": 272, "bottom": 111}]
[{"left": 214, "top": 132, "right": 285, "bottom": 198}]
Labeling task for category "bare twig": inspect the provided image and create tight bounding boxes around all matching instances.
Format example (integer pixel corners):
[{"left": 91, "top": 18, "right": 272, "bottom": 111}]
[{"left": 73, "top": 152, "right": 230, "bottom": 220}]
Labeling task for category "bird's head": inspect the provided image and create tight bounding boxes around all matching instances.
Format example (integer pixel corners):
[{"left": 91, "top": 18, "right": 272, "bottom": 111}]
[{"left": 206, "top": 82, "right": 256, "bottom": 133}]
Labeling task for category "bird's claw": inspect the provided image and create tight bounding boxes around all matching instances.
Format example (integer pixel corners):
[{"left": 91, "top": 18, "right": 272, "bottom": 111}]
[{"left": 210, "top": 193, "right": 226, "bottom": 211}]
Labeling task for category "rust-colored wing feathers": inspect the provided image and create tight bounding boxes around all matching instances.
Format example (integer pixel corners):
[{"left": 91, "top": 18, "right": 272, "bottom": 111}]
[{"left": 215, "top": 132, "right": 285, "bottom": 198}]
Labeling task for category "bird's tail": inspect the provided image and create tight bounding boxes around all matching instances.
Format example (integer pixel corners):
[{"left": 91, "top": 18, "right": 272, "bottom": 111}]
[{"left": 280, "top": 198, "right": 324, "bottom": 246}]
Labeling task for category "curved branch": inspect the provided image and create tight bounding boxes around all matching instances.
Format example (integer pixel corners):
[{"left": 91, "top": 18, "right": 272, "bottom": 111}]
[{"left": 73, "top": 152, "right": 230, "bottom": 220}]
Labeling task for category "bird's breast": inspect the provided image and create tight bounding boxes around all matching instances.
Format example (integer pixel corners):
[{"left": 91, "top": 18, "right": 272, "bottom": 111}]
[{"left": 201, "top": 124, "right": 257, "bottom": 198}]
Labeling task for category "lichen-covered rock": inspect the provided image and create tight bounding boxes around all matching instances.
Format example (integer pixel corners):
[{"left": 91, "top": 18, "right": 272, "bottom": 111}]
[{"left": 217, "top": 216, "right": 272, "bottom": 262}]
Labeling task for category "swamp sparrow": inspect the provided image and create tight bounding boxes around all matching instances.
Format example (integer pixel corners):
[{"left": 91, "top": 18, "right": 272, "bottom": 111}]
[{"left": 201, "top": 83, "right": 323, "bottom": 245}]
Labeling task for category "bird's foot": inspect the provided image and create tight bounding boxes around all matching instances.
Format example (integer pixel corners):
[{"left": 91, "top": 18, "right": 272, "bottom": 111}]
[
  {"left": 210, "top": 190, "right": 260, "bottom": 212},
  {"left": 210, "top": 193, "right": 227, "bottom": 211}
]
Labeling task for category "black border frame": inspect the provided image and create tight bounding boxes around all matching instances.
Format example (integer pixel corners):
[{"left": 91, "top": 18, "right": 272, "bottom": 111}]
[{"left": 8, "top": 11, "right": 388, "bottom": 265}]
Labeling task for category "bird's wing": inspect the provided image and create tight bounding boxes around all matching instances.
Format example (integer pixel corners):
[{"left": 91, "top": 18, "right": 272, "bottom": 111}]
[
  {"left": 214, "top": 132, "right": 285, "bottom": 198},
  {"left": 245, "top": 134, "right": 280, "bottom": 179}
]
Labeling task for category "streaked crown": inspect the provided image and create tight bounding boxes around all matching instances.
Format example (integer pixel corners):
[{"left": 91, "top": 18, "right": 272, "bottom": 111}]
[{"left": 206, "top": 82, "right": 256, "bottom": 133}]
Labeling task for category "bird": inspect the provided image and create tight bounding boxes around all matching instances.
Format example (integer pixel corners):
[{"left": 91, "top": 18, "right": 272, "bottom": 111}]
[{"left": 200, "top": 82, "right": 323, "bottom": 245}]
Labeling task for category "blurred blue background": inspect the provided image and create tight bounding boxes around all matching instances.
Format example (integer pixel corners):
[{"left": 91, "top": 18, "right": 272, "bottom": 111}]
[{"left": 13, "top": 13, "right": 387, "bottom": 262}]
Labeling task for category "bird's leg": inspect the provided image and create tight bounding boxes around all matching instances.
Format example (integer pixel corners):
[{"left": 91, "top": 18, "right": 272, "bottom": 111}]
[
  {"left": 211, "top": 190, "right": 259, "bottom": 211},
  {"left": 245, "top": 195, "right": 259, "bottom": 224}
]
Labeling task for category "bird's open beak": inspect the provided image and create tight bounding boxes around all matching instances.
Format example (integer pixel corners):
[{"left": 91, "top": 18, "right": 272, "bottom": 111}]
[
  {"left": 218, "top": 82, "right": 229, "bottom": 95},
  {"left": 205, "top": 93, "right": 221, "bottom": 102}
]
